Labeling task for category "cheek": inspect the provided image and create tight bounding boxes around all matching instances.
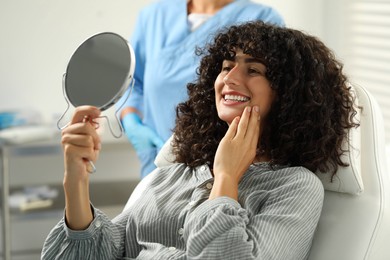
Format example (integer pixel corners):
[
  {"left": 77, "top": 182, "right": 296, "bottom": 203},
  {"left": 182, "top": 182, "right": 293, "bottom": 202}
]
[
  {"left": 214, "top": 74, "right": 224, "bottom": 89},
  {"left": 259, "top": 92, "right": 276, "bottom": 118},
  {"left": 214, "top": 76, "right": 224, "bottom": 97}
]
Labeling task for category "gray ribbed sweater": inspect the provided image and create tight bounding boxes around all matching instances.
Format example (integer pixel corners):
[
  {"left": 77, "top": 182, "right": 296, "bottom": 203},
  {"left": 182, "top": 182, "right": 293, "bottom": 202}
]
[{"left": 42, "top": 163, "right": 324, "bottom": 260}]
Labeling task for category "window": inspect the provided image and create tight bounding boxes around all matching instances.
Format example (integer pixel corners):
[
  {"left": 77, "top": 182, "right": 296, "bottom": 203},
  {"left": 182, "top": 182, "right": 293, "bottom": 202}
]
[{"left": 343, "top": 0, "right": 390, "bottom": 143}]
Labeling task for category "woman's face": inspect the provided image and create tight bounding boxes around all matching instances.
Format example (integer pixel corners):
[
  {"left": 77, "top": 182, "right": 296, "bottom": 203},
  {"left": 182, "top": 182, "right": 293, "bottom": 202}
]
[{"left": 214, "top": 50, "right": 276, "bottom": 125}]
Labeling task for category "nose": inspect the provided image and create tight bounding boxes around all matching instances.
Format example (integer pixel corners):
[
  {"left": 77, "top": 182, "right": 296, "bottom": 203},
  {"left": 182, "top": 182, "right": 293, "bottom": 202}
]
[{"left": 223, "top": 66, "right": 241, "bottom": 86}]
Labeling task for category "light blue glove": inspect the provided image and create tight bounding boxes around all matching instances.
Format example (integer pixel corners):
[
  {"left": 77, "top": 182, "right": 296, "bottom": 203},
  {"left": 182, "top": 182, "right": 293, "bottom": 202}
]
[{"left": 122, "top": 113, "right": 165, "bottom": 153}]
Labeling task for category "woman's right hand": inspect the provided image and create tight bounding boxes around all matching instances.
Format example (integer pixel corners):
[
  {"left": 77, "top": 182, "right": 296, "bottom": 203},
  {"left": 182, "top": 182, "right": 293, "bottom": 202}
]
[
  {"left": 61, "top": 106, "right": 101, "bottom": 230},
  {"left": 61, "top": 106, "right": 101, "bottom": 182},
  {"left": 210, "top": 106, "right": 260, "bottom": 201}
]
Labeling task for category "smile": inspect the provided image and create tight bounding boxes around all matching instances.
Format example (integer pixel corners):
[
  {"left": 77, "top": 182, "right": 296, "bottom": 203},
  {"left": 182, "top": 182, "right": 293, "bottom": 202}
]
[{"left": 224, "top": 94, "right": 250, "bottom": 102}]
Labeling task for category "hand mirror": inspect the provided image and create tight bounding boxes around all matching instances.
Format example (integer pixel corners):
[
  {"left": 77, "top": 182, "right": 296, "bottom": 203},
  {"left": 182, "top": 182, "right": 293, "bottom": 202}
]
[
  {"left": 57, "top": 32, "right": 135, "bottom": 173},
  {"left": 57, "top": 32, "right": 135, "bottom": 137}
]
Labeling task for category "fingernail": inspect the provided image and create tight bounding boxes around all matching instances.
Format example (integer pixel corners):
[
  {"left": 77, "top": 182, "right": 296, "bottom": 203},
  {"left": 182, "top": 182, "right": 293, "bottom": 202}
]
[
  {"left": 254, "top": 106, "right": 259, "bottom": 112},
  {"left": 247, "top": 106, "right": 251, "bottom": 112}
]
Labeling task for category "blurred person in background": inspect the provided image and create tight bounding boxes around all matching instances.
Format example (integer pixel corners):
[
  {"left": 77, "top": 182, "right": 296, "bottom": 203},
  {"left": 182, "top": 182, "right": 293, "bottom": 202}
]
[{"left": 118, "top": 0, "right": 284, "bottom": 178}]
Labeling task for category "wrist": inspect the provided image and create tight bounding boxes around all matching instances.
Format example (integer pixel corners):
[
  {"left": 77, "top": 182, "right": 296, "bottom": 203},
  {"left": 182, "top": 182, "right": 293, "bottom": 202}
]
[
  {"left": 209, "top": 174, "right": 239, "bottom": 201},
  {"left": 120, "top": 107, "right": 141, "bottom": 120},
  {"left": 63, "top": 176, "right": 90, "bottom": 207}
]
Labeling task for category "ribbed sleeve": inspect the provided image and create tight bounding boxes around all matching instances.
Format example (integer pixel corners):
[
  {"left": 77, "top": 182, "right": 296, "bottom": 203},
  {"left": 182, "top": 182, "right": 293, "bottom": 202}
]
[{"left": 41, "top": 207, "right": 128, "bottom": 260}]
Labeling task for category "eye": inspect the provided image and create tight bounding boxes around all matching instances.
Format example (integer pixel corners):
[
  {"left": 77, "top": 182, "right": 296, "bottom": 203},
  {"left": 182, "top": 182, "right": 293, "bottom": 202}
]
[
  {"left": 248, "top": 65, "right": 266, "bottom": 76},
  {"left": 248, "top": 68, "right": 260, "bottom": 74},
  {"left": 222, "top": 66, "right": 232, "bottom": 72},
  {"left": 221, "top": 61, "right": 234, "bottom": 72}
]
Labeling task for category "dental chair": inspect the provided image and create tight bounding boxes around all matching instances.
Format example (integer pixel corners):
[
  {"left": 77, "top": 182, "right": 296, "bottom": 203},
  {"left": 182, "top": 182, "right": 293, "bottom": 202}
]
[
  {"left": 308, "top": 84, "right": 390, "bottom": 260},
  {"left": 124, "top": 84, "right": 390, "bottom": 260}
]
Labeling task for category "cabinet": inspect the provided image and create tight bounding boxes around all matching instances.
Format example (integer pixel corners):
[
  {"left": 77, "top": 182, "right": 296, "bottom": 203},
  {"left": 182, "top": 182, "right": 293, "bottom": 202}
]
[{"left": 0, "top": 133, "right": 140, "bottom": 260}]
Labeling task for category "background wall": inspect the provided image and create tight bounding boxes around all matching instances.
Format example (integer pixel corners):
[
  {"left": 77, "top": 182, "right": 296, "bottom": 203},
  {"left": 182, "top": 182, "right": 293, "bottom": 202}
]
[
  {"left": 0, "top": 0, "right": 389, "bottom": 145},
  {"left": 0, "top": 0, "right": 153, "bottom": 126},
  {"left": 0, "top": 0, "right": 324, "bottom": 126}
]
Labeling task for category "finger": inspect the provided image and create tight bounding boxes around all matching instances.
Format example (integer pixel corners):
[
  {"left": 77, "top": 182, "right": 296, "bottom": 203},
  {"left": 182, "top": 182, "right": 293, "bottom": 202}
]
[
  {"left": 152, "top": 136, "right": 165, "bottom": 149},
  {"left": 235, "top": 106, "right": 251, "bottom": 138},
  {"left": 85, "top": 151, "right": 100, "bottom": 175},
  {"left": 85, "top": 160, "right": 96, "bottom": 174},
  {"left": 62, "top": 133, "right": 95, "bottom": 149},
  {"left": 63, "top": 122, "right": 101, "bottom": 150},
  {"left": 70, "top": 106, "right": 101, "bottom": 125},
  {"left": 245, "top": 106, "right": 261, "bottom": 145},
  {"left": 224, "top": 116, "right": 240, "bottom": 140},
  {"left": 246, "top": 106, "right": 260, "bottom": 137},
  {"left": 64, "top": 143, "right": 98, "bottom": 162}
]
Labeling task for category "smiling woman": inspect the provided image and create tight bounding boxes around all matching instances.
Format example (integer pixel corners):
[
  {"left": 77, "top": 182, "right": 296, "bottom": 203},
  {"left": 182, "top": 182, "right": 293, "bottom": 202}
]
[
  {"left": 173, "top": 21, "right": 359, "bottom": 177},
  {"left": 42, "top": 21, "right": 359, "bottom": 260}
]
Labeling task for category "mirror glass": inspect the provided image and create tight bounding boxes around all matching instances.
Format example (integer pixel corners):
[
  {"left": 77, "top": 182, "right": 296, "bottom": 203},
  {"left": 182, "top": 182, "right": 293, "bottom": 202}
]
[
  {"left": 65, "top": 32, "right": 134, "bottom": 110},
  {"left": 58, "top": 32, "right": 135, "bottom": 137}
]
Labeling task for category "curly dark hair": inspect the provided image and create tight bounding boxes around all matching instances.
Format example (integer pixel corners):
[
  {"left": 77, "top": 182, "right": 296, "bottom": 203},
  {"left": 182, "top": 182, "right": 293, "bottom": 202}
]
[{"left": 172, "top": 21, "right": 359, "bottom": 177}]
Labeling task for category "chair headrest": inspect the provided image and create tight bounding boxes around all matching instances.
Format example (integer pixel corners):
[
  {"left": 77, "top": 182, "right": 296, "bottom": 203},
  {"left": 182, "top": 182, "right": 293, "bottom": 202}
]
[
  {"left": 316, "top": 86, "right": 363, "bottom": 195},
  {"left": 154, "top": 135, "right": 176, "bottom": 167}
]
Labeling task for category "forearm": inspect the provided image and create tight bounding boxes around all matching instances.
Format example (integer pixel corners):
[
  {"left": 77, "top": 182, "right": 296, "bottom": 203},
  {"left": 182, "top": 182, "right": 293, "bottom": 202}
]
[{"left": 63, "top": 177, "right": 93, "bottom": 230}]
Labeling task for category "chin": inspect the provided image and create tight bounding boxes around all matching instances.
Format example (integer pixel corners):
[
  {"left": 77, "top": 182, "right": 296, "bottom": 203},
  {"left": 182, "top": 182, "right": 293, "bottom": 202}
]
[{"left": 218, "top": 112, "right": 239, "bottom": 125}]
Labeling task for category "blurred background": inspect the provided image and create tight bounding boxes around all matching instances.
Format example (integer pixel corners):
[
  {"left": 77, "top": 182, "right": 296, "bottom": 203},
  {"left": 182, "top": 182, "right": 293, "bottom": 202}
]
[
  {"left": 1, "top": 0, "right": 389, "bottom": 143},
  {"left": 0, "top": 0, "right": 389, "bottom": 259}
]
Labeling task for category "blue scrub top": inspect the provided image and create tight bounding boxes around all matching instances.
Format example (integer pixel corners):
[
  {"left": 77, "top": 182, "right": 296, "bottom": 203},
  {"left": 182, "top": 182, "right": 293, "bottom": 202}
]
[
  {"left": 118, "top": 0, "right": 284, "bottom": 177},
  {"left": 120, "top": 0, "right": 284, "bottom": 141}
]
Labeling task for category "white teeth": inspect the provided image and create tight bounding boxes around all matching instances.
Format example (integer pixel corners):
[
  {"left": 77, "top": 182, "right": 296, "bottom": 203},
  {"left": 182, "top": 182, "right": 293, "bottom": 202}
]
[{"left": 224, "top": 94, "right": 249, "bottom": 102}]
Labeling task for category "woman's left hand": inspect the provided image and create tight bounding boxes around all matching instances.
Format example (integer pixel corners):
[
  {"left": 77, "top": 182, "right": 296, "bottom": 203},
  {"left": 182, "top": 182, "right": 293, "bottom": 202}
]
[{"left": 210, "top": 106, "right": 260, "bottom": 200}]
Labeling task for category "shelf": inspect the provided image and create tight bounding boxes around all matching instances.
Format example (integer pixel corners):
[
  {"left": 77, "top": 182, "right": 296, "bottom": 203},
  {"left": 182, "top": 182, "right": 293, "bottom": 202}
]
[
  {"left": 1, "top": 135, "right": 141, "bottom": 260},
  {"left": 0, "top": 179, "right": 139, "bottom": 256},
  {"left": 6, "top": 179, "right": 139, "bottom": 219}
]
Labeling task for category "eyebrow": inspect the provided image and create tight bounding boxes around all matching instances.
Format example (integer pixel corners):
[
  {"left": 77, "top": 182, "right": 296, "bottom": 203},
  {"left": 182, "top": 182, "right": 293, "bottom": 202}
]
[
  {"left": 244, "top": 57, "right": 264, "bottom": 64},
  {"left": 225, "top": 56, "right": 265, "bottom": 64}
]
